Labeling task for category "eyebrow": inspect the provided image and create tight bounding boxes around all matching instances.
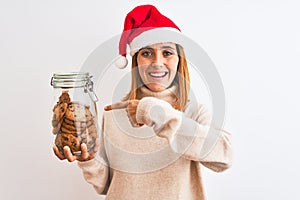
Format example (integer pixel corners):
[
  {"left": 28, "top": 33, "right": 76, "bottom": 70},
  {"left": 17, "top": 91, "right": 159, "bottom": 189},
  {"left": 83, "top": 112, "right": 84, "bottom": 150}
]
[
  {"left": 142, "top": 45, "right": 176, "bottom": 50},
  {"left": 161, "top": 45, "right": 176, "bottom": 50}
]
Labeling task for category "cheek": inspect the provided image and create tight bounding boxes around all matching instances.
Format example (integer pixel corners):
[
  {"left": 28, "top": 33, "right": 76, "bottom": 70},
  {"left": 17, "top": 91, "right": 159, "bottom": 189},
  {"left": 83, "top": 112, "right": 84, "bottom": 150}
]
[
  {"left": 168, "top": 59, "right": 179, "bottom": 73},
  {"left": 170, "top": 56, "right": 179, "bottom": 66},
  {"left": 137, "top": 56, "right": 150, "bottom": 67},
  {"left": 137, "top": 67, "right": 147, "bottom": 82}
]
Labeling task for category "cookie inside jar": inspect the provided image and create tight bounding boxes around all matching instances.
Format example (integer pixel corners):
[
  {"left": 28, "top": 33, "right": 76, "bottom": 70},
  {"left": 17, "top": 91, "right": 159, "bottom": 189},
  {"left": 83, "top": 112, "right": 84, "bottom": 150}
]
[{"left": 52, "top": 91, "right": 98, "bottom": 155}]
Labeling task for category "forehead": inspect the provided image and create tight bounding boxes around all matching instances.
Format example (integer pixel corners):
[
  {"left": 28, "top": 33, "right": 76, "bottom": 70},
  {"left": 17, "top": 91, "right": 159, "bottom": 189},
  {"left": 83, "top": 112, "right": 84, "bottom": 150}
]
[{"left": 143, "top": 42, "right": 176, "bottom": 49}]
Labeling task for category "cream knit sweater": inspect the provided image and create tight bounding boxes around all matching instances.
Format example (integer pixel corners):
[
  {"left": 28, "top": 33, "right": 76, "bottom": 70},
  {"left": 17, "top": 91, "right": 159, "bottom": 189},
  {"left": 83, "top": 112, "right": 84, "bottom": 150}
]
[{"left": 78, "top": 86, "right": 233, "bottom": 200}]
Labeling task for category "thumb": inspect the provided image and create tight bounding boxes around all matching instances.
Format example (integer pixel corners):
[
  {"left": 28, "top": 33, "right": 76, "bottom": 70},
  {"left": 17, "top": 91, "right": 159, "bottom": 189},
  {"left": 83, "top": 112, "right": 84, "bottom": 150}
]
[{"left": 104, "top": 101, "right": 129, "bottom": 111}]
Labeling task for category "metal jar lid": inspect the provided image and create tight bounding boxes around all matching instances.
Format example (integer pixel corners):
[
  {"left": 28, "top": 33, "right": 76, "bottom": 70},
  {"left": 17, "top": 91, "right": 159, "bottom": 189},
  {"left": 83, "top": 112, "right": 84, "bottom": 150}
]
[{"left": 50, "top": 72, "right": 98, "bottom": 102}]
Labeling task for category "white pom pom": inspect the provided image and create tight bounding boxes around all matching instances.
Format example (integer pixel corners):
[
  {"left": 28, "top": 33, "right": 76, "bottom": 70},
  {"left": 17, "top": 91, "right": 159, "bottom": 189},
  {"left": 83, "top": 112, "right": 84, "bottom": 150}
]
[{"left": 112, "top": 55, "right": 128, "bottom": 69}]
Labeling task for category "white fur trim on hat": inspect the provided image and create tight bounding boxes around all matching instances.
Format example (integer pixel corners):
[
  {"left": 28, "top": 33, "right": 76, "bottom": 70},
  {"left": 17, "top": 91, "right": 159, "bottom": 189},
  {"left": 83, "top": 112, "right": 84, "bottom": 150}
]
[
  {"left": 111, "top": 55, "right": 128, "bottom": 69},
  {"left": 129, "top": 27, "right": 184, "bottom": 56}
]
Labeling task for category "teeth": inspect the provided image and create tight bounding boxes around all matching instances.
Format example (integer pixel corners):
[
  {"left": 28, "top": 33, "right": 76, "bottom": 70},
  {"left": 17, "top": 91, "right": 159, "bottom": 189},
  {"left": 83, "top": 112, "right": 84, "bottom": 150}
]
[{"left": 149, "top": 72, "right": 166, "bottom": 77}]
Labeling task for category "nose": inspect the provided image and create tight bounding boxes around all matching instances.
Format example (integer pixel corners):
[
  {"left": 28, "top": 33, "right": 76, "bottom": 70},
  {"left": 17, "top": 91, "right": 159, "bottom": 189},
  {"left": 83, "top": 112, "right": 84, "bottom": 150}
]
[{"left": 152, "top": 52, "right": 164, "bottom": 67}]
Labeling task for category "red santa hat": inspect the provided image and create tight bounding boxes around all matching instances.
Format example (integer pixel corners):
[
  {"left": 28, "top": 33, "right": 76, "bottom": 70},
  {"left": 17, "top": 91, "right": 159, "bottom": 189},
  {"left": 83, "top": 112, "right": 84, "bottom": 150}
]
[{"left": 113, "top": 4, "right": 183, "bottom": 69}]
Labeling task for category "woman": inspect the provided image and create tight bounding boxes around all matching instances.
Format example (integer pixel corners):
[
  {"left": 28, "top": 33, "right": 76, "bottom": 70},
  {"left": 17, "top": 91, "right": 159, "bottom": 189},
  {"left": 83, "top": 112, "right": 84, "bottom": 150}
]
[{"left": 53, "top": 5, "right": 233, "bottom": 200}]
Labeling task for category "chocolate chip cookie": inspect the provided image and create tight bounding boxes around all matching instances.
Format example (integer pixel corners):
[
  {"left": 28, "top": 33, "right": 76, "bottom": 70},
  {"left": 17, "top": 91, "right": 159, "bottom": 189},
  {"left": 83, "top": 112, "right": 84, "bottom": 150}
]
[{"left": 51, "top": 91, "right": 98, "bottom": 155}]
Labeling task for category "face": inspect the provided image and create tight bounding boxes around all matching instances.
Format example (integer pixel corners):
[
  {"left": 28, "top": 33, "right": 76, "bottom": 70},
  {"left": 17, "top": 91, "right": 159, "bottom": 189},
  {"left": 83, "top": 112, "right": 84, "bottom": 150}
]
[{"left": 137, "top": 43, "right": 179, "bottom": 92}]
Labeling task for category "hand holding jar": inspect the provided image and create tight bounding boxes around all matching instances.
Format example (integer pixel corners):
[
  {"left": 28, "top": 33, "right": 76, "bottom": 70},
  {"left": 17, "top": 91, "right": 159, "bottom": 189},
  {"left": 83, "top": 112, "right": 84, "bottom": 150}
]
[{"left": 53, "top": 139, "right": 99, "bottom": 162}]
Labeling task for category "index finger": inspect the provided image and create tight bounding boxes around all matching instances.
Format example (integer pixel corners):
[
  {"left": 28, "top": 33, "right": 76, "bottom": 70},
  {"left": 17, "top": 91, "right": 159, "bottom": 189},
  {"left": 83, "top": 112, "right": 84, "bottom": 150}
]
[
  {"left": 53, "top": 145, "right": 66, "bottom": 160},
  {"left": 104, "top": 101, "right": 129, "bottom": 111}
]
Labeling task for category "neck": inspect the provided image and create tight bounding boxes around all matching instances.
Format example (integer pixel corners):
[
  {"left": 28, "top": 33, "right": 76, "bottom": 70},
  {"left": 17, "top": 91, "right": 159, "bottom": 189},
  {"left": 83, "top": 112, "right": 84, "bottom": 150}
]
[{"left": 139, "top": 85, "right": 178, "bottom": 106}]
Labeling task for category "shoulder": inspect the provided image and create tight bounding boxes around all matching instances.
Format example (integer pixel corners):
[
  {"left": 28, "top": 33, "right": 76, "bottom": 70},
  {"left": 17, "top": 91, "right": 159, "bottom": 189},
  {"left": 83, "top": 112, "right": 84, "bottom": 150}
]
[
  {"left": 183, "top": 101, "right": 212, "bottom": 125},
  {"left": 183, "top": 101, "right": 209, "bottom": 115}
]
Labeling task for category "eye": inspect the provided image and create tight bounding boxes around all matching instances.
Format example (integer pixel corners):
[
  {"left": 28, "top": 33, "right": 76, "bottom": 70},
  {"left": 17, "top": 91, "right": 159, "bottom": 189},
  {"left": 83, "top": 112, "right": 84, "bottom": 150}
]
[
  {"left": 163, "top": 50, "right": 173, "bottom": 56},
  {"left": 139, "top": 49, "right": 152, "bottom": 57},
  {"left": 142, "top": 51, "right": 151, "bottom": 56}
]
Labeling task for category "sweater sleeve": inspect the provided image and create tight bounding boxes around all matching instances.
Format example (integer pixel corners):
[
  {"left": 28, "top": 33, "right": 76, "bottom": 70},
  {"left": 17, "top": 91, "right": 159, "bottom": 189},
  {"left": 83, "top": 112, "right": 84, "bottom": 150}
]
[
  {"left": 136, "top": 97, "right": 233, "bottom": 172},
  {"left": 77, "top": 158, "right": 109, "bottom": 194}
]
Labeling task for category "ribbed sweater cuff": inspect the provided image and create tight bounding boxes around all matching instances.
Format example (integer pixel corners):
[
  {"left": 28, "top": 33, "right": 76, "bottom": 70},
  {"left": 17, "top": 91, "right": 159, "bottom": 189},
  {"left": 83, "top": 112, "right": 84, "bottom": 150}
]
[
  {"left": 77, "top": 158, "right": 97, "bottom": 168},
  {"left": 136, "top": 97, "right": 159, "bottom": 126},
  {"left": 136, "top": 97, "right": 182, "bottom": 141}
]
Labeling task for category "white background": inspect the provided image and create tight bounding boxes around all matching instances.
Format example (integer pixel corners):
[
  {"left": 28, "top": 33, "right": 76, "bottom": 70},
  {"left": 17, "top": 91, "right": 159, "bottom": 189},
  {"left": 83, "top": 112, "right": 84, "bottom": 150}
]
[{"left": 1, "top": 0, "right": 299, "bottom": 199}]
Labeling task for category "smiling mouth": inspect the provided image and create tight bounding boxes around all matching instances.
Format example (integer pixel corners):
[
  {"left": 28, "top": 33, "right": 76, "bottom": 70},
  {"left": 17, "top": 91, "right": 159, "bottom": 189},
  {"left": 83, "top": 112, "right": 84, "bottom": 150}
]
[{"left": 148, "top": 72, "right": 168, "bottom": 78}]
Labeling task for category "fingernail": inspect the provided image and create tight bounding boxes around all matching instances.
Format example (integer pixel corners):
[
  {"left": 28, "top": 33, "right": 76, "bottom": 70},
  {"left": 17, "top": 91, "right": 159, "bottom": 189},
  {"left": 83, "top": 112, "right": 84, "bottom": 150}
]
[
  {"left": 63, "top": 146, "right": 69, "bottom": 150},
  {"left": 81, "top": 143, "right": 87, "bottom": 149}
]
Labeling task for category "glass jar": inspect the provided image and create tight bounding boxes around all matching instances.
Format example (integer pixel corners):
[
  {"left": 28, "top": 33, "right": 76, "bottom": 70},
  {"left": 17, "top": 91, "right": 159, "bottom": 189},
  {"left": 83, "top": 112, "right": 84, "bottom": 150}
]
[{"left": 50, "top": 72, "right": 99, "bottom": 156}]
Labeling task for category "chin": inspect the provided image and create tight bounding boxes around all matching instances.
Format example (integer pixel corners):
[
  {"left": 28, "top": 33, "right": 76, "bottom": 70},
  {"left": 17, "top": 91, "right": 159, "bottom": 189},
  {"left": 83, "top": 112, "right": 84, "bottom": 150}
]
[{"left": 147, "top": 84, "right": 167, "bottom": 92}]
